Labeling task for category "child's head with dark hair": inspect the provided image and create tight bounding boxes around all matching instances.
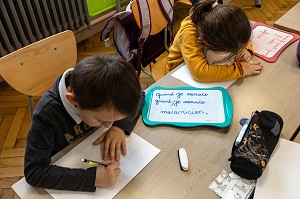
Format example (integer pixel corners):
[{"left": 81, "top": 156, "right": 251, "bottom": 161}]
[
  {"left": 69, "top": 55, "right": 142, "bottom": 127},
  {"left": 190, "top": 0, "right": 251, "bottom": 62}
]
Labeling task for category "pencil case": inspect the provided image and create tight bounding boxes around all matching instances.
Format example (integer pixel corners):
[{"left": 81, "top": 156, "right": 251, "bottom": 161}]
[{"left": 228, "top": 110, "right": 283, "bottom": 180}]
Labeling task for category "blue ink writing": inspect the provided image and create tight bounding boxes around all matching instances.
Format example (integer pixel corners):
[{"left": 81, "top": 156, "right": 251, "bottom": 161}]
[
  {"left": 187, "top": 92, "right": 208, "bottom": 97},
  {"left": 183, "top": 100, "right": 205, "bottom": 104},
  {"left": 176, "top": 92, "right": 184, "bottom": 98},
  {"left": 156, "top": 92, "right": 174, "bottom": 99},
  {"left": 160, "top": 109, "right": 207, "bottom": 115}
]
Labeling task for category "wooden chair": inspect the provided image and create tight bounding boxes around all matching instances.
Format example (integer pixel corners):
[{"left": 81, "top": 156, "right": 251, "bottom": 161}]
[{"left": 0, "top": 30, "right": 77, "bottom": 118}]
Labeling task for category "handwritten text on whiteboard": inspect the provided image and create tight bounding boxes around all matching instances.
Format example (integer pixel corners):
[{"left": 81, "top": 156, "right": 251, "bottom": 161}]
[
  {"left": 148, "top": 89, "right": 225, "bottom": 123},
  {"left": 252, "top": 25, "right": 294, "bottom": 58}
]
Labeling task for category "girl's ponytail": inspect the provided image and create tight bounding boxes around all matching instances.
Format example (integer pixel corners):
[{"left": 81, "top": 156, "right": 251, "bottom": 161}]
[{"left": 190, "top": 0, "right": 217, "bottom": 25}]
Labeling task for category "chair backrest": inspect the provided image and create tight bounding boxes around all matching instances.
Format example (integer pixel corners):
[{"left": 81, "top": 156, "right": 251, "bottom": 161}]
[
  {"left": 0, "top": 30, "right": 77, "bottom": 97},
  {"left": 131, "top": 0, "right": 174, "bottom": 35}
]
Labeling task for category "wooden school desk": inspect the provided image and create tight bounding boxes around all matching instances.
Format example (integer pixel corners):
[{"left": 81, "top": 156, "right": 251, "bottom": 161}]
[
  {"left": 274, "top": 2, "right": 300, "bottom": 35},
  {"left": 13, "top": 42, "right": 300, "bottom": 198}
]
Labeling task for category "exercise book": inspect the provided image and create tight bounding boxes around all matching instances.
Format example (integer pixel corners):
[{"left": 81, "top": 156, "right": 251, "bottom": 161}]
[
  {"left": 251, "top": 22, "right": 300, "bottom": 62},
  {"left": 142, "top": 86, "right": 233, "bottom": 127}
]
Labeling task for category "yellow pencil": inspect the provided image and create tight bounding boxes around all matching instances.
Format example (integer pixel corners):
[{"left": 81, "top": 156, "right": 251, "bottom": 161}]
[{"left": 82, "top": 158, "right": 109, "bottom": 166}]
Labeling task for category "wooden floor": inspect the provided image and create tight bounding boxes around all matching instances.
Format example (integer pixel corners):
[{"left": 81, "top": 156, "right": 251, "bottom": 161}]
[{"left": 0, "top": 0, "right": 299, "bottom": 198}]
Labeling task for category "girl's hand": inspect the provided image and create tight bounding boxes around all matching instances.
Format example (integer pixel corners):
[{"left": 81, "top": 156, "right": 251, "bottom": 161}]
[
  {"left": 239, "top": 50, "right": 252, "bottom": 62},
  {"left": 242, "top": 61, "right": 263, "bottom": 76},
  {"left": 93, "top": 126, "right": 126, "bottom": 161}
]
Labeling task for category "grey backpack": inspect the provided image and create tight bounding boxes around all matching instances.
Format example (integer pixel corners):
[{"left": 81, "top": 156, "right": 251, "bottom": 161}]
[{"left": 101, "top": 0, "right": 173, "bottom": 75}]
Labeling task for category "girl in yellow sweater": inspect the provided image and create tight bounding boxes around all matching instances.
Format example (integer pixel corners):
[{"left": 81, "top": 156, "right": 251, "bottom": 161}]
[{"left": 165, "top": 0, "right": 263, "bottom": 82}]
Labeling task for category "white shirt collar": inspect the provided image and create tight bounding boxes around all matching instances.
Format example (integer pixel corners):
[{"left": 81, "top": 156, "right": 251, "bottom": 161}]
[{"left": 59, "top": 68, "right": 82, "bottom": 124}]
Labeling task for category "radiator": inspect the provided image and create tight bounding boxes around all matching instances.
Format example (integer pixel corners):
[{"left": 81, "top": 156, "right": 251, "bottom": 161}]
[{"left": 0, "top": 0, "right": 90, "bottom": 57}]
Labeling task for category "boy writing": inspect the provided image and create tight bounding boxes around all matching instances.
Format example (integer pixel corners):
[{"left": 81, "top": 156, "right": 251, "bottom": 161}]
[{"left": 24, "top": 55, "right": 144, "bottom": 192}]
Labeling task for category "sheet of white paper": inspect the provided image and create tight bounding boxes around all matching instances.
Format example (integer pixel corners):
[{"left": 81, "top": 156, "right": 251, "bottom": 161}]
[
  {"left": 12, "top": 128, "right": 160, "bottom": 199},
  {"left": 254, "top": 138, "right": 300, "bottom": 199},
  {"left": 12, "top": 177, "right": 51, "bottom": 199},
  {"left": 171, "top": 64, "right": 235, "bottom": 89},
  {"left": 47, "top": 129, "right": 160, "bottom": 199},
  {"left": 209, "top": 170, "right": 256, "bottom": 199},
  {"left": 149, "top": 89, "right": 225, "bottom": 123}
]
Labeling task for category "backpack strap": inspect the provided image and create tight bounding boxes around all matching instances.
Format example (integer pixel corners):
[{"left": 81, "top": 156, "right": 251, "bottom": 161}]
[
  {"left": 158, "top": 0, "right": 174, "bottom": 43},
  {"left": 158, "top": 0, "right": 173, "bottom": 25},
  {"left": 135, "top": 0, "right": 151, "bottom": 75},
  {"left": 135, "top": 0, "right": 151, "bottom": 43}
]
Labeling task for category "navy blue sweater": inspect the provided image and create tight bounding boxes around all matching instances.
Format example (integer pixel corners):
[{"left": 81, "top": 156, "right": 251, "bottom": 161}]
[{"left": 24, "top": 75, "right": 144, "bottom": 192}]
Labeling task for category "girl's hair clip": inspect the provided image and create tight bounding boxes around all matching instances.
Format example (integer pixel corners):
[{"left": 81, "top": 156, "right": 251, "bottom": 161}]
[{"left": 211, "top": 2, "right": 218, "bottom": 9}]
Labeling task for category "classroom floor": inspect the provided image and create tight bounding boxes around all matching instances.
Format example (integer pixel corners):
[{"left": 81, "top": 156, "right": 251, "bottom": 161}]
[{"left": 0, "top": 0, "right": 299, "bottom": 198}]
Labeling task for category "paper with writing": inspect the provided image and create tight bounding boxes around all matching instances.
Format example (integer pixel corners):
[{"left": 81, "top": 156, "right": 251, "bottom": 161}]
[
  {"left": 252, "top": 22, "right": 300, "bottom": 62},
  {"left": 142, "top": 86, "right": 233, "bottom": 128},
  {"left": 149, "top": 89, "right": 225, "bottom": 123},
  {"left": 45, "top": 128, "right": 160, "bottom": 199}
]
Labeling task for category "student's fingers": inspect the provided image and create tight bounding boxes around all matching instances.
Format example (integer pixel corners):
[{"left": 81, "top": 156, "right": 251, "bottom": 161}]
[
  {"left": 109, "top": 140, "right": 117, "bottom": 161},
  {"left": 114, "top": 141, "right": 122, "bottom": 161},
  {"left": 121, "top": 139, "right": 127, "bottom": 156},
  {"left": 103, "top": 139, "right": 111, "bottom": 160},
  {"left": 93, "top": 133, "right": 105, "bottom": 145},
  {"left": 252, "top": 63, "right": 263, "bottom": 74}
]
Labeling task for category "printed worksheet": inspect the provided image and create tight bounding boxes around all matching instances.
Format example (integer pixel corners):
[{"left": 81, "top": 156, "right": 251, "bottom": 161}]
[
  {"left": 209, "top": 170, "right": 256, "bottom": 199},
  {"left": 45, "top": 128, "right": 160, "bottom": 199}
]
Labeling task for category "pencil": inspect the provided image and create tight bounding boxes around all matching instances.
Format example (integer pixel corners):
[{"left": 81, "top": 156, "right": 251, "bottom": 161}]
[{"left": 81, "top": 158, "right": 110, "bottom": 166}]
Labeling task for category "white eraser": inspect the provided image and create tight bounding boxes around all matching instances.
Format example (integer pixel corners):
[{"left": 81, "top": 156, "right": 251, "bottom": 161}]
[{"left": 178, "top": 148, "right": 189, "bottom": 171}]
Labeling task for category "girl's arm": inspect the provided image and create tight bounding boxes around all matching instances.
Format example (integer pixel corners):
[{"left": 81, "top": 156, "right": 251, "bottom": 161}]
[{"left": 179, "top": 17, "right": 246, "bottom": 82}]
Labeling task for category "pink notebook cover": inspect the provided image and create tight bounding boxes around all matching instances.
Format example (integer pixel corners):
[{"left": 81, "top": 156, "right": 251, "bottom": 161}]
[{"left": 252, "top": 22, "right": 300, "bottom": 62}]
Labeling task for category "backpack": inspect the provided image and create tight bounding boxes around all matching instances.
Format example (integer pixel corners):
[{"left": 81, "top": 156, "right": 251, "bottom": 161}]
[{"left": 101, "top": 0, "right": 174, "bottom": 76}]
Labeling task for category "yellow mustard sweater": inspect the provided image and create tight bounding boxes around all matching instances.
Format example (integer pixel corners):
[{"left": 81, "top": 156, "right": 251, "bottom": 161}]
[{"left": 165, "top": 16, "right": 250, "bottom": 82}]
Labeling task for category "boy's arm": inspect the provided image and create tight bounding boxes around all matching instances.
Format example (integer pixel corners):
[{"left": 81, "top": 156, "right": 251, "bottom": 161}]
[
  {"left": 179, "top": 18, "right": 245, "bottom": 82},
  {"left": 112, "top": 91, "right": 145, "bottom": 135},
  {"left": 24, "top": 116, "right": 97, "bottom": 192}
]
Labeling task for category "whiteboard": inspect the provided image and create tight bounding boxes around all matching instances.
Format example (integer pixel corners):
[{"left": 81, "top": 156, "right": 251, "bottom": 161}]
[
  {"left": 142, "top": 86, "right": 233, "bottom": 127},
  {"left": 252, "top": 22, "right": 300, "bottom": 62}
]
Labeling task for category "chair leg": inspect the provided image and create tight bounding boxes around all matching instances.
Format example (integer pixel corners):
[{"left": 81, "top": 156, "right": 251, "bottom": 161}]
[
  {"left": 141, "top": 65, "right": 152, "bottom": 77},
  {"left": 255, "top": 0, "right": 262, "bottom": 7},
  {"left": 116, "top": 0, "right": 121, "bottom": 12},
  {"left": 28, "top": 96, "right": 34, "bottom": 120},
  {"left": 164, "top": 26, "right": 169, "bottom": 53}
]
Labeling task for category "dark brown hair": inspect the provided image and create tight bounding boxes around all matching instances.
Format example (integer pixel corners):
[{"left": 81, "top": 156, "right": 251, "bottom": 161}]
[
  {"left": 70, "top": 55, "right": 142, "bottom": 117},
  {"left": 190, "top": 0, "right": 251, "bottom": 60}
]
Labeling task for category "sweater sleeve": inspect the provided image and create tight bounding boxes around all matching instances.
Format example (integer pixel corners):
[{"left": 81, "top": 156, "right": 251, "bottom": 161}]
[
  {"left": 24, "top": 116, "right": 97, "bottom": 192},
  {"left": 179, "top": 17, "right": 246, "bottom": 82},
  {"left": 113, "top": 91, "right": 145, "bottom": 135}
]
